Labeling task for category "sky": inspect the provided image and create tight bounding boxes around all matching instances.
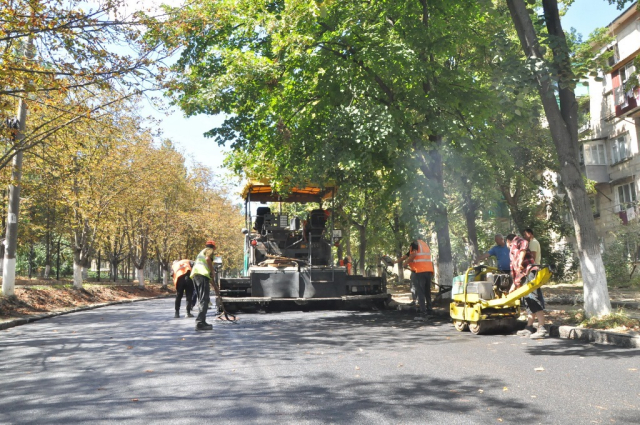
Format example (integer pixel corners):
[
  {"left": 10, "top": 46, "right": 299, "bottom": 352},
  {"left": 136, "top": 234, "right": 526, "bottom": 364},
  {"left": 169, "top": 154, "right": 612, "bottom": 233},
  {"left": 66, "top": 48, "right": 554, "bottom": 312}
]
[
  {"left": 138, "top": 0, "right": 631, "bottom": 197},
  {"left": 562, "top": 0, "right": 630, "bottom": 39}
]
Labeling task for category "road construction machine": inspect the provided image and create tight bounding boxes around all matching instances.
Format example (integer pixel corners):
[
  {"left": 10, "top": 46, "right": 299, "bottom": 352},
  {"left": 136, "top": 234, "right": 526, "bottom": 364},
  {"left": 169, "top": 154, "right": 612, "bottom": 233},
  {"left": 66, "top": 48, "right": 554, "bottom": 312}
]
[
  {"left": 219, "top": 180, "right": 390, "bottom": 311},
  {"left": 450, "top": 264, "right": 554, "bottom": 334}
]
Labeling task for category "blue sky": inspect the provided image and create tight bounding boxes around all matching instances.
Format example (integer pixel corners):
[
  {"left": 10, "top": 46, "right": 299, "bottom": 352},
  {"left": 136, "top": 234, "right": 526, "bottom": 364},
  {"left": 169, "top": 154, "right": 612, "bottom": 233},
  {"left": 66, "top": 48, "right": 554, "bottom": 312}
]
[{"left": 142, "top": 0, "right": 628, "bottom": 186}]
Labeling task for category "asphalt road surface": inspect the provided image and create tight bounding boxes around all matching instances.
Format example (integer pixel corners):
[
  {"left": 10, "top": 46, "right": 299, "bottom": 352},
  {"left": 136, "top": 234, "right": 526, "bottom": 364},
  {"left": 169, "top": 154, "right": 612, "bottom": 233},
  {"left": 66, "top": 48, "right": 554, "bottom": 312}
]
[{"left": 1, "top": 298, "right": 639, "bottom": 424}]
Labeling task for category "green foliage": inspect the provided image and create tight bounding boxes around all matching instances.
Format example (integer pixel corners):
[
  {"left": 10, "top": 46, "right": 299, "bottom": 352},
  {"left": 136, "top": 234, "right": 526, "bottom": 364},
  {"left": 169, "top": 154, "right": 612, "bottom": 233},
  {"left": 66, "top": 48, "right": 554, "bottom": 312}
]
[{"left": 603, "top": 236, "right": 631, "bottom": 284}]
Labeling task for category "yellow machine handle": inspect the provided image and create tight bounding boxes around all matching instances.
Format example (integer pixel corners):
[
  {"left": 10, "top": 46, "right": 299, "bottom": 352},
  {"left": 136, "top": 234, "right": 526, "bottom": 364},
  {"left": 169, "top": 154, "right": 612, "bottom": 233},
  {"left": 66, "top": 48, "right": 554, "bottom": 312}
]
[{"left": 479, "top": 267, "right": 552, "bottom": 308}]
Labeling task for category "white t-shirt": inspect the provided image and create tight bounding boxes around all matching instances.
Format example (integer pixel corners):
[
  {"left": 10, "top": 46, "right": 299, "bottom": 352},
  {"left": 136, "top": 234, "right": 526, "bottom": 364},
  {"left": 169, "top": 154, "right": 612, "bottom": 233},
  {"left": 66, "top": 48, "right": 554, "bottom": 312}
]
[{"left": 528, "top": 238, "right": 541, "bottom": 265}]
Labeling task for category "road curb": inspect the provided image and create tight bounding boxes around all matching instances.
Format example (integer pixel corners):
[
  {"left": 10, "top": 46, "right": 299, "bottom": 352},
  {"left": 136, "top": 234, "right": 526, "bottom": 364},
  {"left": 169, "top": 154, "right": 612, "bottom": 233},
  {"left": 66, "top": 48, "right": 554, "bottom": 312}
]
[
  {"left": 548, "top": 324, "right": 640, "bottom": 348},
  {"left": 0, "top": 294, "right": 174, "bottom": 331}
]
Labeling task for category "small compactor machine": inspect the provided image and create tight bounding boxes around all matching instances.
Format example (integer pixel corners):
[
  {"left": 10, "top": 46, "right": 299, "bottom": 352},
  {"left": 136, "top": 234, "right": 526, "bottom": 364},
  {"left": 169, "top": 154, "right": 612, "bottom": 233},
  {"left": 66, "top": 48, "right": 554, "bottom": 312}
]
[
  {"left": 450, "top": 264, "right": 553, "bottom": 334},
  {"left": 219, "top": 180, "right": 390, "bottom": 311}
]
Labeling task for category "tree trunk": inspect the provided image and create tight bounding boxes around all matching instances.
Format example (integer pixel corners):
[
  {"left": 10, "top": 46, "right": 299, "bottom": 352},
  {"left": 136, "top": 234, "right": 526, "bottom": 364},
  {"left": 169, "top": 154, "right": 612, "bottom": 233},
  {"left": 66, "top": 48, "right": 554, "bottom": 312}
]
[
  {"left": 73, "top": 259, "right": 83, "bottom": 289},
  {"left": 507, "top": 0, "right": 611, "bottom": 317},
  {"left": 137, "top": 268, "right": 145, "bottom": 288},
  {"left": 44, "top": 231, "right": 51, "bottom": 279},
  {"left": 162, "top": 269, "right": 169, "bottom": 289},
  {"left": 500, "top": 185, "right": 526, "bottom": 233},
  {"left": 358, "top": 224, "right": 366, "bottom": 276},
  {"left": 461, "top": 188, "right": 479, "bottom": 264},
  {"left": 417, "top": 139, "right": 454, "bottom": 292}
]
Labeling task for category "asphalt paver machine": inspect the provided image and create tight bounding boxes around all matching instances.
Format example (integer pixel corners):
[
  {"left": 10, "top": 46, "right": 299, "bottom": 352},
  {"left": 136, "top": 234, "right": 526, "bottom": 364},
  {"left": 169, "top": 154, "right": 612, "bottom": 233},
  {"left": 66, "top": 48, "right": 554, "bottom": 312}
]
[
  {"left": 450, "top": 264, "right": 554, "bottom": 334},
  {"left": 219, "top": 180, "right": 391, "bottom": 311}
]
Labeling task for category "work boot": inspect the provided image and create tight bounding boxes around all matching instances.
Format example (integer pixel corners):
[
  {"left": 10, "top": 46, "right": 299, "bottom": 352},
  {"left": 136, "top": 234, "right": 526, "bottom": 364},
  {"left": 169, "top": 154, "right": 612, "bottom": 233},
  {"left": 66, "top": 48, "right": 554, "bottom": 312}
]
[
  {"left": 195, "top": 322, "right": 213, "bottom": 331},
  {"left": 517, "top": 326, "right": 535, "bottom": 336},
  {"left": 186, "top": 311, "right": 194, "bottom": 318},
  {"left": 530, "top": 326, "right": 548, "bottom": 339},
  {"left": 174, "top": 311, "right": 180, "bottom": 319}
]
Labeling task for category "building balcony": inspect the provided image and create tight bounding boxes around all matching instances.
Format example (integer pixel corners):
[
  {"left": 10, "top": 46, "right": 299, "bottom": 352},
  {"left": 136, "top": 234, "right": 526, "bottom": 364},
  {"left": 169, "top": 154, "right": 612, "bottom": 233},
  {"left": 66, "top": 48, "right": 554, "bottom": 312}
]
[
  {"left": 616, "top": 202, "right": 639, "bottom": 225},
  {"left": 615, "top": 86, "right": 640, "bottom": 118},
  {"left": 580, "top": 164, "right": 609, "bottom": 184}
]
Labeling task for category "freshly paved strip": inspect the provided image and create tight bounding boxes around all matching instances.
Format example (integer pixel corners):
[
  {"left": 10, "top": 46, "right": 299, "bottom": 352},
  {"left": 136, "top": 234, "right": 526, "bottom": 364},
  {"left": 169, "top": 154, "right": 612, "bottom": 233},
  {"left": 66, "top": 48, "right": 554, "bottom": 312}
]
[{"left": 1, "top": 298, "right": 639, "bottom": 424}]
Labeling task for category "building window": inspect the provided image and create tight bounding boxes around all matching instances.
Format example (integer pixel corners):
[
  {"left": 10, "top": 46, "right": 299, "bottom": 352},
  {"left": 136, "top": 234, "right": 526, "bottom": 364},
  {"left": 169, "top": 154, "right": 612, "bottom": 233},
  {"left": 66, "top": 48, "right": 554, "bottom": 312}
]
[
  {"left": 582, "top": 143, "right": 607, "bottom": 165},
  {"left": 615, "top": 61, "right": 637, "bottom": 107},
  {"left": 611, "top": 135, "right": 629, "bottom": 164},
  {"left": 615, "top": 181, "right": 637, "bottom": 212},
  {"left": 607, "top": 44, "right": 620, "bottom": 68}
]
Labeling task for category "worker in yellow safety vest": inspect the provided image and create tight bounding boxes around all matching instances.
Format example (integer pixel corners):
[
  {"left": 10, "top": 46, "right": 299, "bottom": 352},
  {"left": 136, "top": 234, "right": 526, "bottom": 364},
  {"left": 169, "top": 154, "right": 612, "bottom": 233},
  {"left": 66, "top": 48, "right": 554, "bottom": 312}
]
[
  {"left": 395, "top": 240, "right": 434, "bottom": 321},
  {"left": 190, "top": 240, "right": 222, "bottom": 331}
]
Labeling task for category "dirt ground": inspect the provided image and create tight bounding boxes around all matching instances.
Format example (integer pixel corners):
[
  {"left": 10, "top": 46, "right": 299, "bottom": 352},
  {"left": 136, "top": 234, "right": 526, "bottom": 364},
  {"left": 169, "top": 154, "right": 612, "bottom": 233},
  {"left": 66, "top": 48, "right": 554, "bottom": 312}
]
[{"left": 0, "top": 282, "right": 174, "bottom": 321}]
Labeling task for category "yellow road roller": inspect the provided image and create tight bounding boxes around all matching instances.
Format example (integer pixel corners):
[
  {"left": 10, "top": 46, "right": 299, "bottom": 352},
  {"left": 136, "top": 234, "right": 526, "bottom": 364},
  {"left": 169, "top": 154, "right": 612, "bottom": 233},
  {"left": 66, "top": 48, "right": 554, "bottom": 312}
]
[{"left": 450, "top": 264, "right": 553, "bottom": 335}]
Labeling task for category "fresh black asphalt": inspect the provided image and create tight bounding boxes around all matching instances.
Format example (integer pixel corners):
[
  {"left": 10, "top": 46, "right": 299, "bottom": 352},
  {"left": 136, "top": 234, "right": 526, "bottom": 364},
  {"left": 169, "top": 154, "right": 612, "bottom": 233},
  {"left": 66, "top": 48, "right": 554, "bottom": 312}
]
[{"left": 1, "top": 298, "right": 639, "bottom": 424}]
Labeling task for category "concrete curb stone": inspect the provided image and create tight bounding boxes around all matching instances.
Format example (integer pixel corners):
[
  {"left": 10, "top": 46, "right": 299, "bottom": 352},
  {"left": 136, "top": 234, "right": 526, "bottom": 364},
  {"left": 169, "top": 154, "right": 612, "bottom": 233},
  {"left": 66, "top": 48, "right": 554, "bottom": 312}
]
[{"left": 0, "top": 293, "right": 174, "bottom": 331}]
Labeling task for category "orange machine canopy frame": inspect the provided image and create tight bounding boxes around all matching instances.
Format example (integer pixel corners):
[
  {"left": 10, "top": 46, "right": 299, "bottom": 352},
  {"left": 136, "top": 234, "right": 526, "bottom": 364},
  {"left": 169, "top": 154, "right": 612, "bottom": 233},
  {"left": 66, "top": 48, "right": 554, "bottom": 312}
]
[{"left": 241, "top": 180, "right": 336, "bottom": 203}]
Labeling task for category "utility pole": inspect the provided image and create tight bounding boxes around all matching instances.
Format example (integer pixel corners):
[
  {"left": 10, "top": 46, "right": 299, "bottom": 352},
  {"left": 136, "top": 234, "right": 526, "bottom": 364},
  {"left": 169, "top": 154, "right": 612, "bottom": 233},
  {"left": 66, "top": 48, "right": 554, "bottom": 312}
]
[{"left": 2, "top": 36, "right": 34, "bottom": 296}]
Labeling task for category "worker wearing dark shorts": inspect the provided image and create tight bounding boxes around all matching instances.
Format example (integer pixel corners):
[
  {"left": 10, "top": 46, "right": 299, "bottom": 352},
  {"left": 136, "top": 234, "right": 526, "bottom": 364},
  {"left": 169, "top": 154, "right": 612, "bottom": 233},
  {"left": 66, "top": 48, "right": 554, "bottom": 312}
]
[{"left": 172, "top": 259, "right": 195, "bottom": 318}]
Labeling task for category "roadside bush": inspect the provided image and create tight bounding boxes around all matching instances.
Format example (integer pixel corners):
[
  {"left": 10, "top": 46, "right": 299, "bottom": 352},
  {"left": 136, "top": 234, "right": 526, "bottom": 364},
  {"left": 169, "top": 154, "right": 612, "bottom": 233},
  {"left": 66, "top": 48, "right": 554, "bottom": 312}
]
[{"left": 603, "top": 237, "right": 631, "bottom": 285}]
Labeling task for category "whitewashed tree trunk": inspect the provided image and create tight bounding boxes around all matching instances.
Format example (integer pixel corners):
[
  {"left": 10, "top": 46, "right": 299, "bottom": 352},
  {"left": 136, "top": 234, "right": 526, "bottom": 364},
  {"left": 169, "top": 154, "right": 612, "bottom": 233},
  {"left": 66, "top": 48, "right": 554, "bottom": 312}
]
[
  {"left": 137, "top": 268, "right": 145, "bottom": 288},
  {"left": 82, "top": 266, "right": 88, "bottom": 280},
  {"left": 162, "top": 269, "right": 169, "bottom": 289},
  {"left": 2, "top": 257, "right": 16, "bottom": 296},
  {"left": 73, "top": 262, "right": 83, "bottom": 289},
  {"left": 44, "top": 265, "right": 51, "bottom": 279},
  {"left": 507, "top": 0, "right": 611, "bottom": 317}
]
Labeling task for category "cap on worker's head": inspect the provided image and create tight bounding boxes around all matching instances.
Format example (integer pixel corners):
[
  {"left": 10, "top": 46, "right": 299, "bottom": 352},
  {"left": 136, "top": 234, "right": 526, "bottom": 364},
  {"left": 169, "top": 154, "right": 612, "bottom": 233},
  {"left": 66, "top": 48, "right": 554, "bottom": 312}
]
[{"left": 206, "top": 240, "right": 216, "bottom": 248}]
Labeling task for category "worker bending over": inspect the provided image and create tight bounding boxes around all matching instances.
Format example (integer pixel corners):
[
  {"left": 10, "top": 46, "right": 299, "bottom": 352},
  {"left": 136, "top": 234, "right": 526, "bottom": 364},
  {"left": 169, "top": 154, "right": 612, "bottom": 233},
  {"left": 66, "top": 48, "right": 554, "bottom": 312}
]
[
  {"left": 172, "top": 259, "right": 195, "bottom": 318},
  {"left": 190, "top": 240, "right": 223, "bottom": 331},
  {"left": 396, "top": 239, "right": 435, "bottom": 321}
]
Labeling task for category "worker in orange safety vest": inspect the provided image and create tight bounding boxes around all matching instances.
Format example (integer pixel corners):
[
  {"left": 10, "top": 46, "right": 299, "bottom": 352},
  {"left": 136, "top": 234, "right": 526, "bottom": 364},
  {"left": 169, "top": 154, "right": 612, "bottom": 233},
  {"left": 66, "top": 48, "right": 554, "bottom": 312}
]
[
  {"left": 172, "top": 259, "right": 195, "bottom": 319},
  {"left": 395, "top": 240, "right": 434, "bottom": 321}
]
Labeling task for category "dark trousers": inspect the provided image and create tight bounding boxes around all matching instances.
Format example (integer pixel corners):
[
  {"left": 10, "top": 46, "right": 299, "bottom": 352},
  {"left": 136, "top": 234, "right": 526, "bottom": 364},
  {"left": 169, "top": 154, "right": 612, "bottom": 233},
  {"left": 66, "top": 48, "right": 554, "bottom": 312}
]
[
  {"left": 193, "top": 274, "right": 210, "bottom": 324},
  {"left": 175, "top": 275, "right": 195, "bottom": 313},
  {"left": 411, "top": 271, "right": 433, "bottom": 314}
]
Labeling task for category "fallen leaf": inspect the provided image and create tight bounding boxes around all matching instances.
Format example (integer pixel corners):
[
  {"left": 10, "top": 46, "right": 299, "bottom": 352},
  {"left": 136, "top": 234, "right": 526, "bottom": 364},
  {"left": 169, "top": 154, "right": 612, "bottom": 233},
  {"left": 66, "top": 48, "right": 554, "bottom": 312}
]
[
  {"left": 131, "top": 399, "right": 139, "bottom": 402},
  {"left": 629, "top": 368, "right": 637, "bottom": 371},
  {"left": 355, "top": 366, "right": 360, "bottom": 370},
  {"left": 398, "top": 364, "right": 403, "bottom": 368},
  {"left": 531, "top": 395, "right": 537, "bottom": 398},
  {"left": 97, "top": 388, "right": 105, "bottom": 391},
  {"left": 595, "top": 406, "right": 608, "bottom": 410},
  {"left": 503, "top": 387, "right": 508, "bottom": 392},
  {"left": 181, "top": 338, "right": 185, "bottom": 341},
  {"left": 446, "top": 337, "right": 450, "bottom": 340},
  {"left": 358, "top": 348, "right": 363, "bottom": 352},
  {"left": 478, "top": 389, "right": 484, "bottom": 393},
  {"left": 127, "top": 346, "right": 133, "bottom": 350},
  {"left": 144, "top": 370, "right": 154, "bottom": 373},
  {"left": 232, "top": 369, "right": 236, "bottom": 372},
  {"left": 498, "top": 419, "right": 503, "bottom": 422},
  {"left": 534, "top": 367, "right": 545, "bottom": 372}
]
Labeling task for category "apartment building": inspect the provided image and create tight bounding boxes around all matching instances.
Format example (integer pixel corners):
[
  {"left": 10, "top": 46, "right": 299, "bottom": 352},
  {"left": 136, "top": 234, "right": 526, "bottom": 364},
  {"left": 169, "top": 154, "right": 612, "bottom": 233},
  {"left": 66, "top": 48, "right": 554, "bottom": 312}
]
[{"left": 580, "top": 2, "right": 640, "bottom": 244}]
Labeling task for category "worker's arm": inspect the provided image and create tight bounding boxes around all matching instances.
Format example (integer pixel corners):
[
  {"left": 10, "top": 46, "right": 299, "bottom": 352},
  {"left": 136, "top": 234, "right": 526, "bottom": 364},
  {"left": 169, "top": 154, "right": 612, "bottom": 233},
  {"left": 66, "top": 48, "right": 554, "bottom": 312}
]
[
  {"left": 402, "top": 252, "right": 417, "bottom": 269},
  {"left": 476, "top": 252, "right": 490, "bottom": 263},
  {"left": 517, "top": 250, "right": 526, "bottom": 270}
]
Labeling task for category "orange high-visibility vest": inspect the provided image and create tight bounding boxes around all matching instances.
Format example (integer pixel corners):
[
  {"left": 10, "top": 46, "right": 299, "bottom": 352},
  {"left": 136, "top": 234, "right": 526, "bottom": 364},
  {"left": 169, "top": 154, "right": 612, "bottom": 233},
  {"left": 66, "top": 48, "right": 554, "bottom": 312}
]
[
  {"left": 408, "top": 240, "right": 434, "bottom": 273},
  {"left": 172, "top": 259, "right": 192, "bottom": 288}
]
